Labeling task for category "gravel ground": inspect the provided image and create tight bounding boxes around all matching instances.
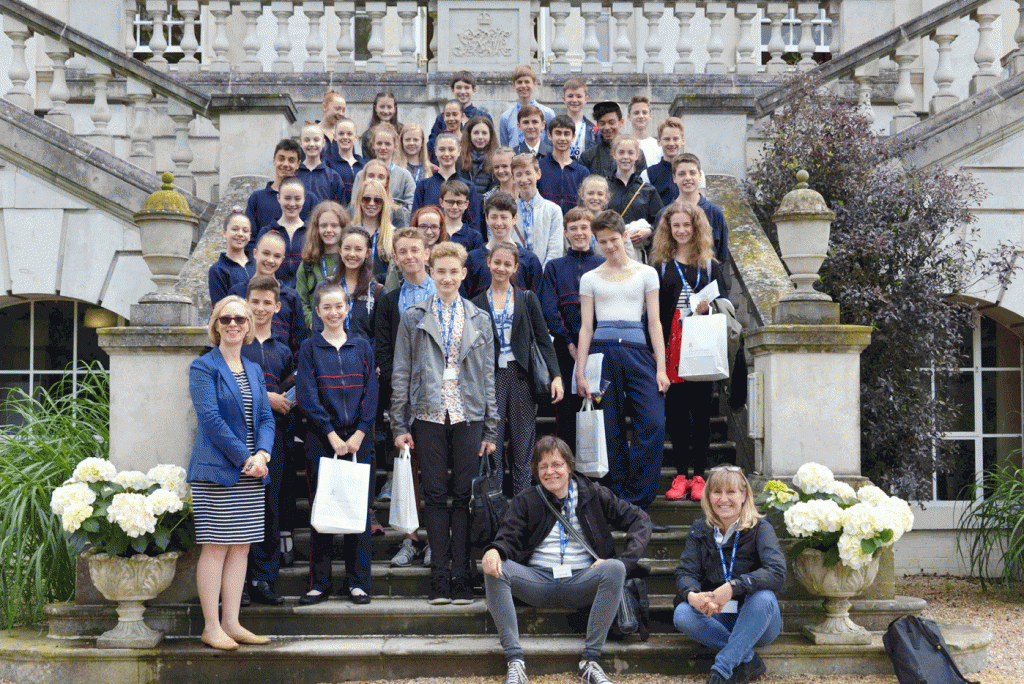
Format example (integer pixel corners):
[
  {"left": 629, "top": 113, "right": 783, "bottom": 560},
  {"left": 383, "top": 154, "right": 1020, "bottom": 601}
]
[{"left": 333, "top": 575, "right": 1023, "bottom": 684}]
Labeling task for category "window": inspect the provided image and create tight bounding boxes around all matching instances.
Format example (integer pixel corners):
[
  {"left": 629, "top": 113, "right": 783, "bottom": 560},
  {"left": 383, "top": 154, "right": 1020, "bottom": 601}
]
[
  {"left": 927, "top": 314, "right": 1023, "bottom": 502},
  {"left": 0, "top": 300, "right": 110, "bottom": 426}
]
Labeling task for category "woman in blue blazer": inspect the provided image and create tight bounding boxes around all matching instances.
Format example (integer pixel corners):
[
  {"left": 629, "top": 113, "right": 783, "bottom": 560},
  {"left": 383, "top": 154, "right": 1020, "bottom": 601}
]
[{"left": 188, "top": 295, "right": 275, "bottom": 651}]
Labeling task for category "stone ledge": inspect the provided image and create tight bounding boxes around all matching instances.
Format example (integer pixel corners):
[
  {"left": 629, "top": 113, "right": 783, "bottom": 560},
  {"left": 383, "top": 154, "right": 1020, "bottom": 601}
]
[
  {"left": 95, "top": 326, "right": 209, "bottom": 351},
  {"left": 745, "top": 324, "right": 874, "bottom": 353}
]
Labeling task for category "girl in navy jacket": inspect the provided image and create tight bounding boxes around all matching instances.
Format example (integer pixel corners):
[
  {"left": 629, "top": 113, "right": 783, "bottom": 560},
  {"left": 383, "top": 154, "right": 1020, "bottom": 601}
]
[
  {"left": 208, "top": 211, "right": 256, "bottom": 306},
  {"left": 296, "top": 283, "right": 378, "bottom": 605}
]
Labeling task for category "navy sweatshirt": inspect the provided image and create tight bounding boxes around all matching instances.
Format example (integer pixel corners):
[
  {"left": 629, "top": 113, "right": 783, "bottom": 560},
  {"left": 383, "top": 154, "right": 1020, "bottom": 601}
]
[
  {"left": 646, "top": 158, "right": 677, "bottom": 207},
  {"left": 208, "top": 253, "right": 256, "bottom": 306},
  {"left": 297, "top": 332, "right": 378, "bottom": 438},
  {"left": 411, "top": 170, "right": 483, "bottom": 236},
  {"left": 244, "top": 182, "right": 313, "bottom": 252},
  {"left": 255, "top": 222, "right": 306, "bottom": 290},
  {"left": 228, "top": 280, "right": 309, "bottom": 361},
  {"left": 325, "top": 154, "right": 365, "bottom": 206},
  {"left": 295, "top": 161, "right": 345, "bottom": 206},
  {"left": 540, "top": 247, "right": 605, "bottom": 348},
  {"left": 537, "top": 155, "right": 590, "bottom": 215},
  {"left": 449, "top": 222, "right": 485, "bottom": 254},
  {"left": 462, "top": 244, "right": 543, "bottom": 298}
]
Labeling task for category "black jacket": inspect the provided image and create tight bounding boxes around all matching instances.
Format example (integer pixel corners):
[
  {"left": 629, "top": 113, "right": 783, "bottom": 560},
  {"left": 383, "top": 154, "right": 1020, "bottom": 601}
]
[
  {"left": 487, "top": 473, "right": 651, "bottom": 575},
  {"left": 471, "top": 287, "right": 560, "bottom": 380},
  {"left": 372, "top": 287, "right": 402, "bottom": 387},
  {"left": 674, "top": 518, "right": 786, "bottom": 603},
  {"left": 607, "top": 171, "right": 662, "bottom": 227}
]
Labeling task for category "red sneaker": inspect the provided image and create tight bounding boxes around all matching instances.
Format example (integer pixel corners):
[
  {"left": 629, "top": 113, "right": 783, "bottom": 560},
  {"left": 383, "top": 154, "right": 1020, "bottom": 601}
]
[
  {"left": 689, "top": 476, "right": 706, "bottom": 501},
  {"left": 665, "top": 475, "right": 689, "bottom": 500}
]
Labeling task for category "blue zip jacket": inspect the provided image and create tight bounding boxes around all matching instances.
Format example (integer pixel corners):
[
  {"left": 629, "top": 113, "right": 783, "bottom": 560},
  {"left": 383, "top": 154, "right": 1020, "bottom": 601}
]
[
  {"left": 537, "top": 155, "right": 590, "bottom": 214},
  {"left": 540, "top": 247, "right": 605, "bottom": 347},
  {"left": 653, "top": 194, "right": 730, "bottom": 265},
  {"left": 187, "top": 347, "right": 275, "bottom": 486},
  {"left": 241, "top": 335, "right": 294, "bottom": 405},
  {"left": 462, "top": 244, "right": 543, "bottom": 298},
  {"left": 450, "top": 222, "right": 485, "bottom": 253},
  {"left": 297, "top": 332, "right": 378, "bottom": 439},
  {"left": 208, "top": 253, "right": 256, "bottom": 306},
  {"left": 228, "top": 280, "right": 309, "bottom": 361},
  {"left": 255, "top": 222, "right": 306, "bottom": 290},
  {"left": 646, "top": 158, "right": 677, "bottom": 207},
  {"left": 244, "top": 182, "right": 314, "bottom": 252},
  {"left": 296, "top": 161, "right": 345, "bottom": 206},
  {"left": 326, "top": 154, "right": 365, "bottom": 206},
  {"left": 411, "top": 170, "right": 483, "bottom": 236}
]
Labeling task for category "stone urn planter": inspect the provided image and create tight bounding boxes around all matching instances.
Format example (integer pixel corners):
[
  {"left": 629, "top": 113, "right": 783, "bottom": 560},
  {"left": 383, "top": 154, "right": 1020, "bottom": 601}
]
[
  {"left": 794, "top": 548, "right": 881, "bottom": 645},
  {"left": 86, "top": 549, "right": 181, "bottom": 648}
]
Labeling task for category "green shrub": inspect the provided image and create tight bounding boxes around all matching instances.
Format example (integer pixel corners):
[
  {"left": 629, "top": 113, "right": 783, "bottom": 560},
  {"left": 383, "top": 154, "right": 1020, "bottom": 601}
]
[
  {"left": 958, "top": 462, "right": 1024, "bottom": 590},
  {"left": 0, "top": 364, "right": 109, "bottom": 627}
]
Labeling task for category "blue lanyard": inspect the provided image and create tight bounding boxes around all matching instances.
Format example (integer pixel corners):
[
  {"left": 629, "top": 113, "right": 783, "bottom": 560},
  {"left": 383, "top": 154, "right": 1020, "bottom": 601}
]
[
  {"left": 321, "top": 255, "right": 337, "bottom": 278},
  {"left": 674, "top": 259, "right": 701, "bottom": 307},
  {"left": 435, "top": 297, "right": 458, "bottom": 362},
  {"left": 369, "top": 230, "right": 379, "bottom": 266},
  {"left": 487, "top": 287, "right": 512, "bottom": 349},
  {"left": 411, "top": 164, "right": 422, "bottom": 183},
  {"left": 339, "top": 277, "right": 352, "bottom": 331},
  {"left": 717, "top": 533, "right": 739, "bottom": 582}
]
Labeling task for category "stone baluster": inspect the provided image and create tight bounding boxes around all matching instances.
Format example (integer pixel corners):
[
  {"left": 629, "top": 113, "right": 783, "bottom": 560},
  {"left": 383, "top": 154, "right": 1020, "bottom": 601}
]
[
  {"left": 334, "top": 1, "right": 356, "bottom": 70},
  {"left": 611, "top": 2, "right": 635, "bottom": 73},
  {"left": 531, "top": 0, "right": 541, "bottom": 70},
  {"left": 124, "top": 0, "right": 138, "bottom": 55},
  {"left": 581, "top": 1, "right": 603, "bottom": 73},
  {"left": 765, "top": 2, "right": 789, "bottom": 74},
  {"left": 428, "top": 0, "right": 438, "bottom": 72},
  {"left": 853, "top": 64, "right": 876, "bottom": 125},
  {"left": 177, "top": 0, "right": 200, "bottom": 71},
  {"left": 929, "top": 24, "right": 960, "bottom": 114},
  {"left": 365, "top": 1, "right": 387, "bottom": 72},
  {"left": 271, "top": 1, "right": 295, "bottom": 72},
  {"left": 87, "top": 62, "right": 113, "bottom": 152},
  {"left": 397, "top": 0, "right": 419, "bottom": 72},
  {"left": 796, "top": 2, "right": 819, "bottom": 70},
  {"left": 304, "top": 1, "right": 326, "bottom": 70},
  {"left": 127, "top": 79, "right": 155, "bottom": 173},
  {"left": 643, "top": 3, "right": 664, "bottom": 74},
  {"left": 1011, "top": 0, "right": 1024, "bottom": 76},
  {"left": 704, "top": 2, "right": 727, "bottom": 74},
  {"left": 970, "top": 1, "right": 1002, "bottom": 94},
  {"left": 43, "top": 38, "right": 74, "bottom": 132},
  {"left": 890, "top": 49, "right": 918, "bottom": 134},
  {"left": 827, "top": 0, "right": 841, "bottom": 56},
  {"left": 735, "top": 2, "right": 759, "bottom": 73},
  {"left": 550, "top": 0, "right": 572, "bottom": 73},
  {"left": 145, "top": 0, "right": 170, "bottom": 70},
  {"left": 238, "top": 1, "right": 263, "bottom": 71},
  {"left": 3, "top": 19, "right": 34, "bottom": 112},
  {"left": 208, "top": 1, "right": 232, "bottom": 71},
  {"left": 168, "top": 102, "right": 196, "bottom": 195},
  {"left": 674, "top": 1, "right": 696, "bottom": 74}
]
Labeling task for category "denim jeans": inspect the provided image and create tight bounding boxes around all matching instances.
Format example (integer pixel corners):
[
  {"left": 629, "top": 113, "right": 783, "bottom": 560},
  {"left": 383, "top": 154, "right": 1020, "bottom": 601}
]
[{"left": 672, "top": 589, "right": 782, "bottom": 680}]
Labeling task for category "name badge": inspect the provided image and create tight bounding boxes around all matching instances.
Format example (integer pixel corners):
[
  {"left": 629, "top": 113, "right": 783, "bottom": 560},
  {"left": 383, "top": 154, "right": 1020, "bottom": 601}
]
[
  {"left": 721, "top": 600, "right": 738, "bottom": 614},
  {"left": 552, "top": 565, "right": 572, "bottom": 579},
  {"left": 443, "top": 368, "right": 458, "bottom": 381}
]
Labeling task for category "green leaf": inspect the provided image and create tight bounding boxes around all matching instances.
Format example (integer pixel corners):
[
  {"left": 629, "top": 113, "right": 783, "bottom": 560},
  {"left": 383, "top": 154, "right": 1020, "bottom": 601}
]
[
  {"left": 153, "top": 528, "right": 171, "bottom": 552},
  {"left": 823, "top": 547, "right": 840, "bottom": 567},
  {"left": 81, "top": 519, "right": 99, "bottom": 533},
  {"left": 878, "top": 528, "right": 894, "bottom": 544},
  {"left": 130, "top": 535, "right": 149, "bottom": 554},
  {"left": 106, "top": 534, "right": 128, "bottom": 558},
  {"left": 861, "top": 538, "right": 879, "bottom": 555}
]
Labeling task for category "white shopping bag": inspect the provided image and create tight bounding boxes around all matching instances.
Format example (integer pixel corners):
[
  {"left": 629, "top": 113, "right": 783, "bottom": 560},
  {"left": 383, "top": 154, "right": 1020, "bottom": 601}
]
[
  {"left": 571, "top": 353, "right": 604, "bottom": 396},
  {"left": 576, "top": 397, "right": 609, "bottom": 478},
  {"left": 388, "top": 446, "right": 420, "bottom": 534},
  {"left": 310, "top": 453, "right": 370, "bottom": 534},
  {"left": 678, "top": 313, "right": 730, "bottom": 381}
]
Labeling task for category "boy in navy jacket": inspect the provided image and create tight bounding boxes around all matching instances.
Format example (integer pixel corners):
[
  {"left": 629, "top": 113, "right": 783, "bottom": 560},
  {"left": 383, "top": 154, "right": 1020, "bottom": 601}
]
[{"left": 245, "top": 139, "right": 314, "bottom": 252}]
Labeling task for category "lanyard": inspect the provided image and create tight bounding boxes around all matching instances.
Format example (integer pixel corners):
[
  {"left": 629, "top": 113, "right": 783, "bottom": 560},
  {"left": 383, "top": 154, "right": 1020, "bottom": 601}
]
[
  {"left": 557, "top": 480, "right": 576, "bottom": 562},
  {"left": 487, "top": 287, "right": 512, "bottom": 349},
  {"left": 339, "top": 277, "right": 352, "bottom": 331},
  {"left": 717, "top": 533, "right": 739, "bottom": 582},
  {"left": 518, "top": 198, "right": 534, "bottom": 251},
  {"left": 674, "top": 259, "right": 701, "bottom": 308},
  {"left": 411, "top": 164, "right": 422, "bottom": 183},
  {"left": 321, "top": 255, "right": 337, "bottom": 279},
  {"left": 435, "top": 297, "right": 458, "bottom": 362},
  {"left": 571, "top": 121, "right": 586, "bottom": 158}
]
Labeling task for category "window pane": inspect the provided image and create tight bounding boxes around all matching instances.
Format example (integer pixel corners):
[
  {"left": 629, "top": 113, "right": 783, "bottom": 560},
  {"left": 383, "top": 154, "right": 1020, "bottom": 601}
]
[
  {"left": 76, "top": 307, "right": 110, "bottom": 367},
  {"left": 936, "top": 440, "right": 976, "bottom": 500},
  {"left": 982, "top": 370, "right": 1021, "bottom": 434},
  {"left": 0, "top": 376, "right": 30, "bottom": 427},
  {"left": 33, "top": 301, "right": 75, "bottom": 371},
  {"left": 979, "top": 316, "right": 998, "bottom": 368},
  {"left": 0, "top": 304, "right": 30, "bottom": 371},
  {"left": 946, "top": 371, "right": 974, "bottom": 432}
]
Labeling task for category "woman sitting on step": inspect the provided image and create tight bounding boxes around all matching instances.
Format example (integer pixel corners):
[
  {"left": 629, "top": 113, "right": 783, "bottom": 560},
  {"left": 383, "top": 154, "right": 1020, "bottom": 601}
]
[
  {"left": 673, "top": 465, "right": 786, "bottom": 684},
  {"left": 482, "top": 436, "right": 651, "bottom": 684}
]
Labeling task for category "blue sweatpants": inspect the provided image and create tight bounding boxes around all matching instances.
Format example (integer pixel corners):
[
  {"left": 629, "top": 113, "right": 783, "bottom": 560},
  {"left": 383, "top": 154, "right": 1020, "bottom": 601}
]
[{"left": 593, "top": 340, "right": 666, "bottom": 508}]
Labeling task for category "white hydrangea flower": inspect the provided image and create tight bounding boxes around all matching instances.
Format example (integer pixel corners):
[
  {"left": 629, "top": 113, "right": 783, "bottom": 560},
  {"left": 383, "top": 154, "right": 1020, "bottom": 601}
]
[
  {"left": 793, "top": 463, "right": 835, "bottom": 494},
  {"left": 107, "top": 492, "right": 157, "bottom": 538},
  {"left": 838, "top": 532, "right": 875, "bottom": 569},
  {"left": 879, "top": 497, "right": 915, "bottom": 543},
  {"left": 50, "top": 482, "right": 97, "bottom": 516},
  {"left": 784, "top": 499, "right": 843, "bottom": 537},
  {"left": 825, "top": 480, "right": 858, "bottom": 503},
  {"left": 146, "top": 464, "right": 189, "bottom": 500},
  {"left": 62, "top": 504, "right": 94, "bottom": 533},
  {"left": 145, "top": 488, "right": 184, "bottom": 516},
  {"left": 71, "top": 457, "right": 117, "bottom": 484},
  {"left": 113, "top": 470, "right": 154, "bottom": 491},
  {"left": 856, "top": 485, "right": 889, "bottom": 506},
  {"left": 841, "top": 502, "right": 889, "bottom": 539}
]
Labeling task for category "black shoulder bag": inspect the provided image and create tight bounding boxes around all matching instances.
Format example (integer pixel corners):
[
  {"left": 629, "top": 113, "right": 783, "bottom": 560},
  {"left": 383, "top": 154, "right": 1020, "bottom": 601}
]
[
  {"left": 883, "top": 615, "right": 979, "bottom": 684},
  {"left": 535, "top": 485, "right": 649, "bottom": 641},
  {"left": 470, "top": 452, "right": 509, "bottom": 547}
]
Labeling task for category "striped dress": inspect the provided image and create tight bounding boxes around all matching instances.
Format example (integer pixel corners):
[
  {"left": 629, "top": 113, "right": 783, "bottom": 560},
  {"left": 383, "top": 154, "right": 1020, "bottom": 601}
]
[{"left": 191, "top": 369, "right": 265, "bottom": 545}]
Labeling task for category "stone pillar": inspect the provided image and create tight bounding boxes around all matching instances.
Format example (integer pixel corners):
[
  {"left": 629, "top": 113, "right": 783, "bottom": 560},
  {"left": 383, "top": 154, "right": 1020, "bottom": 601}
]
[{"left": 209, "top": 95, "right": 298, "bottom": 196}]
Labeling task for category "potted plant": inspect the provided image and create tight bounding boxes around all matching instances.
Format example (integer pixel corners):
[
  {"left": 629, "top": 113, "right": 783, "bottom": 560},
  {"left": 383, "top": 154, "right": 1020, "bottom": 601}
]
[
  {"left": 756, "top": 462, "right": 914, "bottom": 644},
  {"left": 49, "top": 458, "right": 193, "bottom": 648}
]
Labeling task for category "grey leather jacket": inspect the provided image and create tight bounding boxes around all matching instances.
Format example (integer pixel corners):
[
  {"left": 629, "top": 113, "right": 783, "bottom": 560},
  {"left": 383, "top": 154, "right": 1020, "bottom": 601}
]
[{"left": 390, "top": 295, "right": 498, "bottom": 442}]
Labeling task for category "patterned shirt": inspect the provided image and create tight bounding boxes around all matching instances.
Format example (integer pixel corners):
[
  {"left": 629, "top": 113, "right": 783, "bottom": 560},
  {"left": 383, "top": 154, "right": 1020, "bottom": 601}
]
[{"left": 417, "top": 296, "right": 467, "bottom": 424}]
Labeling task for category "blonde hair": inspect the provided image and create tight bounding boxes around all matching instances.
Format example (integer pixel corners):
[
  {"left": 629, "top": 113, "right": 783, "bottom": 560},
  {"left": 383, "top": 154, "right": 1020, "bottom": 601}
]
[
  {"left": 303, "top": 201, "right": 350, "bottom": 263},
  {"left": 208, "top": 295, "right": 255, "bottom": 346},
  {"left": 395, "top": 123, "right": 433, "bottom": 180},
  {"left": 428, "top": 240, "right": 468, "bottom": 267},
  {"left": 650, "top": 201, "right": 715, "bottom": 267},
  {"left": 700, "top": 467, "right": 763, "bottom": 532},
  {"left": 351, "top": 175, "right": 395, "bottom": 262},
  {"left": 611, "top": 133, "right": 640, "bottom": 152}
]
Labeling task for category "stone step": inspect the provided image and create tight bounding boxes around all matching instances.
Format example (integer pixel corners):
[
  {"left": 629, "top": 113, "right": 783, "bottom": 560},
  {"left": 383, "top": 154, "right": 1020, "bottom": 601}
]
[{"left": 23, "top": 621, "right": 988, "bottom": 683}]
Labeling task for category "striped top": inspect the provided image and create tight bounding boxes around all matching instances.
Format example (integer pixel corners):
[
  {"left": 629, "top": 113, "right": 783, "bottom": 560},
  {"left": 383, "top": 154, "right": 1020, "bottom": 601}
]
[
  {"left": 528, "top": 484, "right": 592, "bottom": 570},
  {"left": 233, "top": 370, "right": 255, "bottom": 452}
]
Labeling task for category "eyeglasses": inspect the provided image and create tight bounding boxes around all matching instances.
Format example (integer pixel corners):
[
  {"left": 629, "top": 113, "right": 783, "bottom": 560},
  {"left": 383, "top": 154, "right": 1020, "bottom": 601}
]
[
  {"left": 442, "top": 199, "right": 468, "bottom": 207},
  {"left": 361, "top": 196, "right": 384, "bottom": 205},
  {"left": 710, "top": 465, "right": 743, "bottom": 473},
  {"left": 218, "top": 315, "right": 248, "bottom": 326},
  {"left": 416, "top": 222, "right": 441, "bottom": 231}
]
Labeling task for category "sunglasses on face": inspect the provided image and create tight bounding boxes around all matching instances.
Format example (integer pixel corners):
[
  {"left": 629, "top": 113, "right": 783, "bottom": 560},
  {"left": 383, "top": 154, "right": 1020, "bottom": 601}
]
[
  {"left": 218, "top": 315, "right": 247, "bottom": 326},
  {"left": 361, "top": 196, "right": 384, "bottom": 205}
]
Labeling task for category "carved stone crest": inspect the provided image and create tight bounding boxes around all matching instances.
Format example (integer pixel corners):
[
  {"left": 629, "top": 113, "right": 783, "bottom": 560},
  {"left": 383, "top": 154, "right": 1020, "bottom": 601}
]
[{"left": 452, "top": 12, "right": 512, "bottom": 58}]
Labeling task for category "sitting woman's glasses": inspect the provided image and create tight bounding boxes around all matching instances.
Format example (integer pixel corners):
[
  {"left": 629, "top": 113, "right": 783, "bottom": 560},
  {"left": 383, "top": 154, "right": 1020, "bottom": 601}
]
[
  {"left": 218, "top": 315, "right": 247, "bottom": 325},
  {"left": 361, "top": 196, "right": 384, "bottom": 205}
]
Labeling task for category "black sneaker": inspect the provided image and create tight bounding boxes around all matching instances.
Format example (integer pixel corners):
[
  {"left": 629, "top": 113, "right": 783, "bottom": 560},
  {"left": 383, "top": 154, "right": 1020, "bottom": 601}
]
[
  {"left": 578, "top": 660, "right": 612, "bottom": 684},
  {"left": 240, "top": 588, "right": 251, "bottom": 608},
  {"left": 732, "top": 654, "right": 766, "bottom": 683},
  {"left": 451, "top": 575, "right": 473, "bottom": 604},
  {"left": 249, "top": 580, "right": 285, "bottom": 606},
  {"left": 428, "top": 571, "right": 451, "bottom": 605},
  {"left": 704, "top": 671, "right": 726, "bottom": 684}
]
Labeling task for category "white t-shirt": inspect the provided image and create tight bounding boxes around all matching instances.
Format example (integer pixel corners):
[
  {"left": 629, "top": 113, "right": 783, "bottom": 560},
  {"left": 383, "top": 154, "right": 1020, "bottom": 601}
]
[
  {"left": 639, "top": 137, "right": 662, "bottom": 167},
  {"left": 580, "top": 263, "right": 659, "bottom": 322}
]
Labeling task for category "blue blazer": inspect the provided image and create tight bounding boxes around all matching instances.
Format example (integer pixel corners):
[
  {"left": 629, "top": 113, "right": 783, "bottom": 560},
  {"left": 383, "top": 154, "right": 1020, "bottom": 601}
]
[{"left": 187, "top": 347, "right": 275, "bottom": 486}]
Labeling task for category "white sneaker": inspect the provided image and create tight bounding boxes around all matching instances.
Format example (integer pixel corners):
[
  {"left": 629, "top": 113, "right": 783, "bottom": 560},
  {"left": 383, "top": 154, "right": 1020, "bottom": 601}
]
[
  {"left": 391, "top": 538, "right": 417, "bottom": 567},
  {"left": 423, "top": 544, "right": 432, "bottom": 567},
  {"left": 504, "top": 659, "right": 528, "bottom": 684},
  {"left": 578, "top": 660, "right": 611, "bottom": 684}
]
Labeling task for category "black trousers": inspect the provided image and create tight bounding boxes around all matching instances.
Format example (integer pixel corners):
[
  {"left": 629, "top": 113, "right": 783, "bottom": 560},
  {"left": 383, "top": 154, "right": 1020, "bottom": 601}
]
[
  {"left": 665, "top": 380, "right": 714, "bottom": 476},
  {"left": 553, "top": 341, "right": 584, "bottom": 451}
]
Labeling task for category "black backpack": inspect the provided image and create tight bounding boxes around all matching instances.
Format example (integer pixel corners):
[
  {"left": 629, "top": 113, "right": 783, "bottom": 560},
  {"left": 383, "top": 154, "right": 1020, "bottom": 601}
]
[{"left": 882, "top": 615, "right": 979, "bottom": 684}]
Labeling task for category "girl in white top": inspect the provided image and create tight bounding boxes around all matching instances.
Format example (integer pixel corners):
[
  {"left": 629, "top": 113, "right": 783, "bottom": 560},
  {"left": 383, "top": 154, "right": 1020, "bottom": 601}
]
[{"left": 575, "top": 210, "right": 669, "bottom": 517}]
